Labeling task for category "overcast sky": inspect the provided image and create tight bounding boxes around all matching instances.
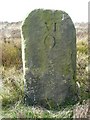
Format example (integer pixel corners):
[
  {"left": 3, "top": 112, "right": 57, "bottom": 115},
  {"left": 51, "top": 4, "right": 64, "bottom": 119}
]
[{"left": 0, "top": 0, "right": 89, "bottom": 23}]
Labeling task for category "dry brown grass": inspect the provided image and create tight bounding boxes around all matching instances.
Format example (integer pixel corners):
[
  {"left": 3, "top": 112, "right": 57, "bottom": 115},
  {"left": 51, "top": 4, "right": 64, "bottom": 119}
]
[{"left": 1, "top": 38, "right": 22, "bottom": 68}]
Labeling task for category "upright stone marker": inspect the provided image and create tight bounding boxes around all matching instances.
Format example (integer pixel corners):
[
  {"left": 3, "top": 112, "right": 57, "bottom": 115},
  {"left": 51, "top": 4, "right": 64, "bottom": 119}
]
[{"left": 22, "top": 9, "right": 76, "bottom": 109}]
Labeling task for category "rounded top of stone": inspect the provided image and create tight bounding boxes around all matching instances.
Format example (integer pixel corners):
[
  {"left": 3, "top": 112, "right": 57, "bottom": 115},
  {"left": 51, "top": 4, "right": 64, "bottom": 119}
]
[{"left": 22, "top": 9, "right": 72, "bottom": 23}]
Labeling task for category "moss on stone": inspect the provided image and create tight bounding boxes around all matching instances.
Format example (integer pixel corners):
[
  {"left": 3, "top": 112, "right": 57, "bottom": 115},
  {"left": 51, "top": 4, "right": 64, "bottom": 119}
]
[{"left": 21, "top": 9, "right": 76, "bottom": 109}]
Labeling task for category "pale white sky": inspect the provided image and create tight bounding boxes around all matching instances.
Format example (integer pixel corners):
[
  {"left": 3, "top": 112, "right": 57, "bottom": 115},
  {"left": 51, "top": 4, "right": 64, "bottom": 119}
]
[{"left": 0, "top": 0, "right": 89, "bottom": 23}]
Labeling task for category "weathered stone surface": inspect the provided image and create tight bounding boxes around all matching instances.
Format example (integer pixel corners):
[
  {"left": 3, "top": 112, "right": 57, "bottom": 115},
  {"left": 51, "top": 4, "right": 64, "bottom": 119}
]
[{"left": 22, "top": 9, "right": 76, "bottom": 109}]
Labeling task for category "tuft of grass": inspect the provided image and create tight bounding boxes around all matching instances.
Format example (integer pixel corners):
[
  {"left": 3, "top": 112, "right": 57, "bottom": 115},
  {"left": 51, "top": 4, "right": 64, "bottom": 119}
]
[
  {"left": 1, "top": 102, "right": 73, "bottom": 118},
  {"left": 76, "top": 40, "right": 89, "bottom": 100},
  {"left": 1, "top": 67, "right": 24, "bottom": 107},
  {"left": 77, "top": 40, "right": 88, "bottom": 54},
  {"left": 2, "top": 40, "right": 22, "bottom": 68}
]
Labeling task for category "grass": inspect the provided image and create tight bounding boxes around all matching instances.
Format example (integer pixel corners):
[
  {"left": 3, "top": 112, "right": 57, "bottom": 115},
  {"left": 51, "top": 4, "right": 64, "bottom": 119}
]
[
  {"left": 77, "top": 40, "right": 88, "bottom": 54},
  {"left": 76, "top": 40, "right": 89, "bottom": 100},
  {"left": 1, "top": 67, "right": 24, "bottom": 107},
  {"left": 1, "top": 102, "right": 73, "bottom": 118},
  {"left": 1, "top": 66, "right": 74, "bottom": 118},
  {"left": 0, "top": 38, "right": 89, "bottom": 118},
  {"left": 2, "top": 40, "right": 22, "bottom": 68}
]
